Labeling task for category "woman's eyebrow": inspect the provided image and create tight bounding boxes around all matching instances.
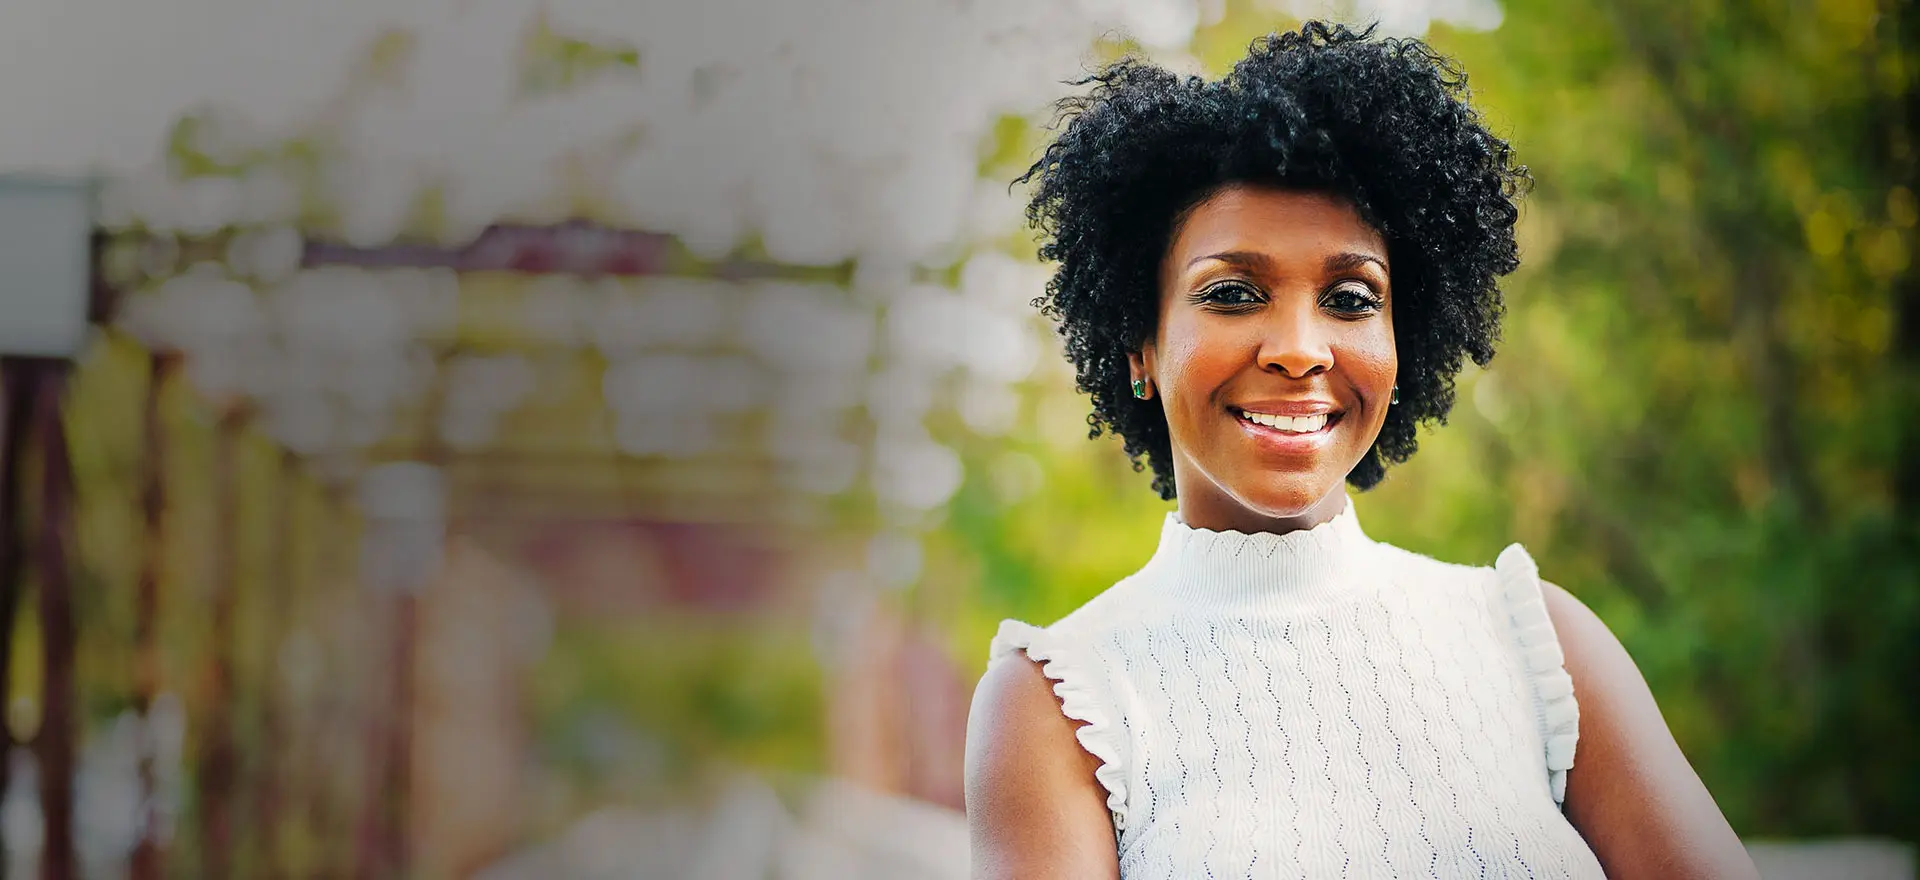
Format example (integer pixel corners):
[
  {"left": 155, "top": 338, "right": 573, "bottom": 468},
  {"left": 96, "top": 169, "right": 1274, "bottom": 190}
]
[
  {"left": 1184, "top": 250, "right": 1386, "bottom": 274},
  {"left": 1184, "top": 250, "right": 1274, "bottom": 271},
  {"left": 1325, "top": 251, "right": 1388, "bottom": 274}
]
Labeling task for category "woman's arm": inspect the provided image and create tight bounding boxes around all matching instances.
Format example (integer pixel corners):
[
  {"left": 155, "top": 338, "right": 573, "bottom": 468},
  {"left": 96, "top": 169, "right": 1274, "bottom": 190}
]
[
  {"left": 963, "top": 653, "right": 1121, "bottom": 880},
  {"left": 1543, "top": 581, "right": 1761, "bottom": 879}
]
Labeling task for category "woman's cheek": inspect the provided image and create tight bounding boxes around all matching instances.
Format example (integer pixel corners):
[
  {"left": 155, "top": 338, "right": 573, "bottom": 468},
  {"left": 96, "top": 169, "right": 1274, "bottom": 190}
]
[
  {"left": 1334, "top": 323, "right": 1396, "bottom": 405},
  {"left": 1154, "top": 331, "right": 1214, "bottom": 400}
]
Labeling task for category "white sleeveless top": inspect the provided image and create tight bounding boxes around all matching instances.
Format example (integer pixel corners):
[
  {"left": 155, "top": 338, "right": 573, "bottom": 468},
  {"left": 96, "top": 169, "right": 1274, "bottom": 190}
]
[{"left": 989, "top": 498, "right": 1606, "bottom": 878}]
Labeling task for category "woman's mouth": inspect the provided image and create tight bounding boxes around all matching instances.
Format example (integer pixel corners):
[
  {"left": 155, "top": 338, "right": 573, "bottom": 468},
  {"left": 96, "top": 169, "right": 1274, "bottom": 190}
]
[
  {"left": 1237, "top": 410, "right": 1333, "bottom": 434},
  {"left": 1231, "top": 406, "right": 1344, "bottom": 453}
]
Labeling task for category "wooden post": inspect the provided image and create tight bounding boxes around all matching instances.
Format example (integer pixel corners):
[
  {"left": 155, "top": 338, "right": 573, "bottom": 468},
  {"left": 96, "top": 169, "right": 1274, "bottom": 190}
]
[
  {"left": 247, "top": 449, "right": 297, "bottom": 876},
  {"left": 195, "top": 405, "right": 248, "bottom": 880},
  {"left": 283, "top": 487, "right": 348, "bottom": 880},
  {"left": 0, "top": 361, "right": 40, "bottom": 880},
  {"left": 356, "top": 364, "right": 449, "bottom": 880},
  {"left": 130, "top": 353, "right": 173, "bottom": 880},
  {"left": 30, "top": 361, "right": 79, "bottom": 880},
  {"left": 388, "top": 589, "right": 417, "bottom": 878},
  {"left": 354, "top": 559, "right": 419, "bottom": 880}
]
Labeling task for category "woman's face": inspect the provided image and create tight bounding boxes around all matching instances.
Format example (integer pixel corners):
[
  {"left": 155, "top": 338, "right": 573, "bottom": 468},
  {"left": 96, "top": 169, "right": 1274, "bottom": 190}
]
[{"left": 1133, "top": 184, "right": 1397, "bottom": 533}]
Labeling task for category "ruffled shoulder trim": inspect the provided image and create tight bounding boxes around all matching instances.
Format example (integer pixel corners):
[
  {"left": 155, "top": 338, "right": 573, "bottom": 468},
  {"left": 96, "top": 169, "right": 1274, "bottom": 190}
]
[
  {"left": 1493, "top": 544, "right": 1581, "bottom": 807},
  {"left": 989, "top": 619, "right": 1131, "bottom": 831}
]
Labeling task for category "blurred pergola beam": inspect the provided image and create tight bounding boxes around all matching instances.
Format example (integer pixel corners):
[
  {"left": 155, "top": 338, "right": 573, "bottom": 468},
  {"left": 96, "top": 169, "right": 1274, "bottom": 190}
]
[
  {"left": 303, "top": 222, "right": 672, "bottom": 277},
  {"left": 295, "top": 221, "right": 849, "bottom": 283}
]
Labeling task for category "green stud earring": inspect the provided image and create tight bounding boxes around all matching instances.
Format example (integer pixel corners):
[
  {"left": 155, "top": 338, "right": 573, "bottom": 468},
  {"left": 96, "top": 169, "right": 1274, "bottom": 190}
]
[
  {"left": 1132, "top": 379, "right": 1149, "bottom": 400},
  {"left": 1390, "top": 385, "right": 1400, "bottom": 405}
]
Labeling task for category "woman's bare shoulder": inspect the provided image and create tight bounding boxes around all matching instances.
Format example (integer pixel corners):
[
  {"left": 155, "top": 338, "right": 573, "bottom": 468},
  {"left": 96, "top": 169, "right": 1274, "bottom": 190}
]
[
  {"left": 1539, "top": 580, "right": 1759, "bottom": 880},
  {"left": 964, "top": 651, "right": 1119, "bottom": 879}
]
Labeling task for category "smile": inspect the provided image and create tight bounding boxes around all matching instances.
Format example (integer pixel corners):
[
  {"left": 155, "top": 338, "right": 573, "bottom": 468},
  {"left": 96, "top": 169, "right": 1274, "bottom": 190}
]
[
  {"left": 1229, "top": 405, "right": 1346, "bottom": 455},
  {"left": 1237, "top": 410, "right": 1332, "bottom": 434}
]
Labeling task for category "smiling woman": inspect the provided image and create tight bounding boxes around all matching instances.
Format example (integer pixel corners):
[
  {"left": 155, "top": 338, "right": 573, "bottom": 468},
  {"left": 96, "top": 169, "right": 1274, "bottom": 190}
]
[{"left": 964, "top": 22, "right": 1759, "bottom": 880}]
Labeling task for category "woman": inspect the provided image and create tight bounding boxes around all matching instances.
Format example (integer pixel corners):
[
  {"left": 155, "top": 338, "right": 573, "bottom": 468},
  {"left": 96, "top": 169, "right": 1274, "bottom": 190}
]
[{"left": 964, "top": 23, "right": 1758, "bottom": 879}]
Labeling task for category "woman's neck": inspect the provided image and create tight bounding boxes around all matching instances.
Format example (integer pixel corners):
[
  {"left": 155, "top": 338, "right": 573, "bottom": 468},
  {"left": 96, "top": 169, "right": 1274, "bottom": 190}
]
[{"left": 1174, "top": 483, "right": 1351, "bottom": 536}]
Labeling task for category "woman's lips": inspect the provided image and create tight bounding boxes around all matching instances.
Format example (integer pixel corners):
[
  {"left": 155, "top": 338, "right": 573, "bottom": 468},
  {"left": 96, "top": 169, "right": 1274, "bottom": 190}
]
[
  {"left": 1231, "top": 406, "right": 1343, "bottom": 453},
  {"left": 1239, "top": 410, "right": 1330, "bottom": 433}
]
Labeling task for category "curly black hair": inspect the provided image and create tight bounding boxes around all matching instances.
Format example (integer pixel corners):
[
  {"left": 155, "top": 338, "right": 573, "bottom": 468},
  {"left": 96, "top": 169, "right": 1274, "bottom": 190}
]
[{"left": 1017, "top": 21, "right": 1529, "bottom": 499}]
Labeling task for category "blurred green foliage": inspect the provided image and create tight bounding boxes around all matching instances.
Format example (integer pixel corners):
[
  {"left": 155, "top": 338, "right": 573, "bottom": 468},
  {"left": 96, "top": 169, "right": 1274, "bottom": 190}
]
[
  {"left": 529, "top": 616, "right": 827, "bottom": 803},
  {"left": 948, "top": 0, "right": 1920, "bottom": 843}
]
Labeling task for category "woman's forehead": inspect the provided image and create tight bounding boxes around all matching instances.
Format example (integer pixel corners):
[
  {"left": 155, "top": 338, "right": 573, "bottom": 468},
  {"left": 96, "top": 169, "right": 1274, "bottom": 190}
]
[{"left": 1168, "top": 185, "right": 1388, "bottom": 265}]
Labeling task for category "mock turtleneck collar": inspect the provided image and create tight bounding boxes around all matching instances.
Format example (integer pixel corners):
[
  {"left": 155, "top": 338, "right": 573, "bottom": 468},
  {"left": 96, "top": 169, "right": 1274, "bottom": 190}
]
[{"left": 1137, "top": 495, "right": 1378, "bottom": 606}]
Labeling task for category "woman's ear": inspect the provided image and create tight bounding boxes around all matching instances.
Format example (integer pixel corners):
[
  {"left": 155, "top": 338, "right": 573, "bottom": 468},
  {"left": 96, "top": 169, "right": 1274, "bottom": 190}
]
[{"left": 1127, "top": 345, "right": 1156, "bottom": 400}]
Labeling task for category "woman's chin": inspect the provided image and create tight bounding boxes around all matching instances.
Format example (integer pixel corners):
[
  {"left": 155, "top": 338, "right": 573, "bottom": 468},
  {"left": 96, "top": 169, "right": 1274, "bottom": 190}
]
[{"left": 1229, "top": 474, "right": 1347, "bottom": 523}]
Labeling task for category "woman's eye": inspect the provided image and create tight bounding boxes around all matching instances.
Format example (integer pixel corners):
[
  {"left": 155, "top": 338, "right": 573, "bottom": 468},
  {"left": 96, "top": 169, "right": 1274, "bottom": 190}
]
[
  {"left": 1323, "top": 283, "right": 1383, "bottom": 315},
  {"left": 1195, "top": 281, "right": 1264, "bottom": 308}
]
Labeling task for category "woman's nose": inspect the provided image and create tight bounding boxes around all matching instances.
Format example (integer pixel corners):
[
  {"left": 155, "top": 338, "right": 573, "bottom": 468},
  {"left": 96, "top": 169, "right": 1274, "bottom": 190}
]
[{"left": 1255, "top": 301, "right": 1334, "bottom": 379}]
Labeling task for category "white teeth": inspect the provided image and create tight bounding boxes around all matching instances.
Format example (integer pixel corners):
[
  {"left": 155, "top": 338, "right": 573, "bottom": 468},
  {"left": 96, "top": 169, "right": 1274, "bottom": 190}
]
[{"left": 1240, "top": 411, "right": 1329, "bottom": 433}]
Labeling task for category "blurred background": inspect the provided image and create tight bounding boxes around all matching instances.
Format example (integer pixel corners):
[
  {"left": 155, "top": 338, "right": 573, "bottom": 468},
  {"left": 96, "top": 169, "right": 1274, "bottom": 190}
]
[{"left": 0, "top": 0, "right": 1914, "bottom": 877}]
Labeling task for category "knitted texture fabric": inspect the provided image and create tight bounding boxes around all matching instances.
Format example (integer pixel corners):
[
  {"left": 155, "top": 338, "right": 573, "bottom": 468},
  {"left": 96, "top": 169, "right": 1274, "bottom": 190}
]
[{"left": 988, "top": 498, "right": 1604, "bottom": 879}]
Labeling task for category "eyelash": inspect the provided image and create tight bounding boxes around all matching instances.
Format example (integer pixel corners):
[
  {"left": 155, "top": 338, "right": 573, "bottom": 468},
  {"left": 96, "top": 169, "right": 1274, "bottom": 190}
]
[
  {"left": 1322, "top": 283, "right": 1384, "bottom": 315},
  {"left": 1191, "top": 280, "right": 1384, "bottom": 316},
  {"left": 1192, "top": 280, "right": 1264, "bottom": 309}
]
